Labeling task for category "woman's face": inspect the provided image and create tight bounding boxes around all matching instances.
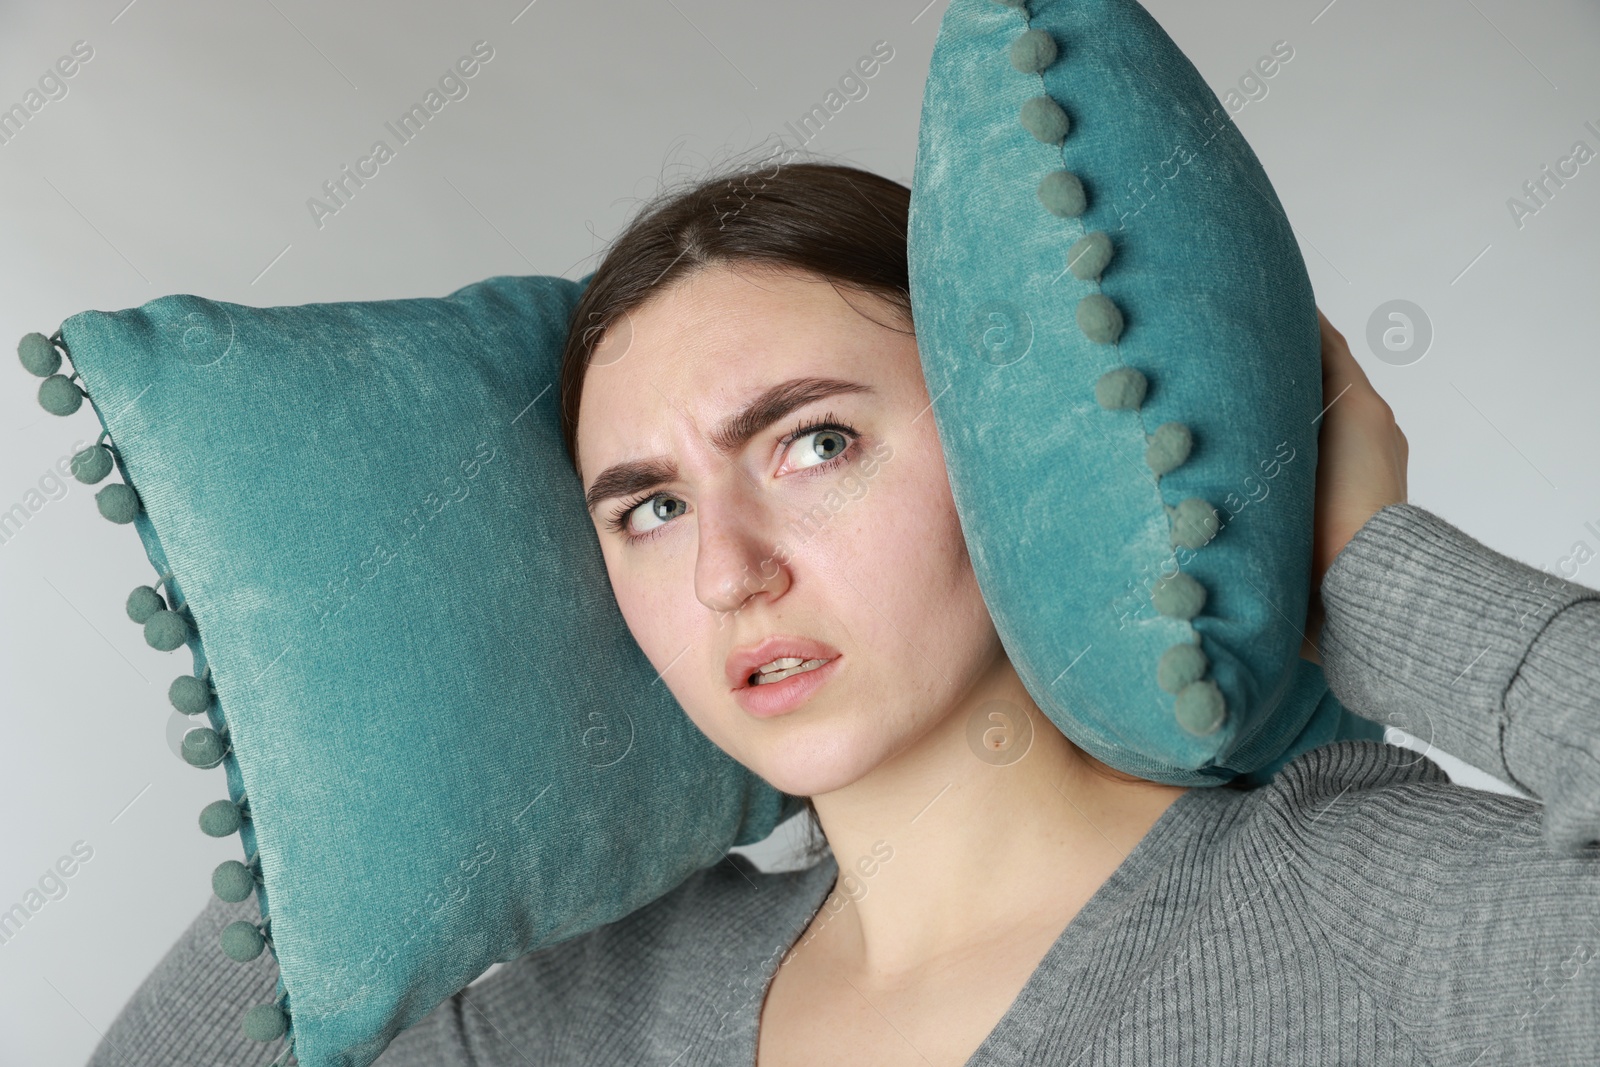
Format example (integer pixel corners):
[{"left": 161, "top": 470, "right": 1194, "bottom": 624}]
[{"left": 575, "top": 263, "right": 1004, "bottom": 798}]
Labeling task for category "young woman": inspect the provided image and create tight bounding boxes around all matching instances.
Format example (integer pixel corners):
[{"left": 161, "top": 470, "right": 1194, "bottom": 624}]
[{"left": 88, "top": 162, "right": 1600, "bottom": 1067}]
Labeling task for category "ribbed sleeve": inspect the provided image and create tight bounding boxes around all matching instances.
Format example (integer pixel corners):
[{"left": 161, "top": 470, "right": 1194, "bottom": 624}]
[{"left": 1317, "top": 502, "right": 1600, "bottom": 853}]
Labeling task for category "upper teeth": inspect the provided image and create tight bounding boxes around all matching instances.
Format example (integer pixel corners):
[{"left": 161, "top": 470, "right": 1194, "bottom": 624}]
[{"left": 751, "top": 657, "right": 828, "bottom": 685}]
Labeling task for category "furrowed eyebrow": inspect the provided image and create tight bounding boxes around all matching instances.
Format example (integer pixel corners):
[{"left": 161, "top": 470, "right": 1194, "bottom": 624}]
[{"left": 584, "top": 376, "right": 875, "bottom": 516}]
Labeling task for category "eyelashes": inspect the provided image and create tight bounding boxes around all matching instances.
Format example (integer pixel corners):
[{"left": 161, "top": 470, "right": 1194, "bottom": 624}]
[{"left": 605, "top": 412, "right": 863, "bottom": 543}]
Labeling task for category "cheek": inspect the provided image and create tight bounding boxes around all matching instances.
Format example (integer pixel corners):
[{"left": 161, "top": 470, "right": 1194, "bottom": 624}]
[
  {"left": 610, "top": 573, "right": 681, "bottom": 675},
  {"left": 600, "top": 540, "right": 663, "bottom": 652},
  {"left": 605, "top": 549, "right": 723, "bottom": 717},
  {"left": 807, "top": 438, "right": 987, "bottom": 650},
  {"left": 865, "top": 432, "right": 967, "bottom": 576},
  {"left": 882, "top": 472, "right": 978, "bottom": 624}
]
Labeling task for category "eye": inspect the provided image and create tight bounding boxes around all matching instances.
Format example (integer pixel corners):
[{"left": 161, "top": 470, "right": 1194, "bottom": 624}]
[
  {"left": 789, "top": 426, "right": 852, "bottom": 470},
  {"left": 608, "top": 493, "right": 686, "bottom": 542},
  {"left": 778, "top": 410, "right": 859, "bottom": 475},
  {"left": 604, "top": 412, "right": 862, "bottom": 544}
]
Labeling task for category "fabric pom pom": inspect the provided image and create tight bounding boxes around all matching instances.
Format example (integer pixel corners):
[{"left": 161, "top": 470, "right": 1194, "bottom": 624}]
[
  {"left": 70, "top": 444, "right": 114, "bottom": 484},
  {"left": 221, "top": 920, "right": 266, "bottom": 962},
  {"left": 1067, "top": 232, "right": 1113, "bottom": 281},
  {"left": 199, "top": 799, "right": 243, "bottom": 837},
  {"left": 126, "top": 585, "right": 166, "bottom": 624},
  {"left": 1094, "top": 366, "right": 1147, "bottom": 410},
  {"left": 1151, "top": 571, "right": 1205, "bottom": 619},
  {"left": 1010, "top": 29, "right": 1057, "bottom": 73},
  {"left": 1157, "top": 642, "right": 1208, "bottom": 694},
  {"left": 1169, "top": 498, "right": 1221, "bottom": 550},
  {"left": 182, "top": 727, "right": 226, "bottom": 768},
  {"left": 1145, "top": 422, "right": 1193, "bottom": 475},
  {"left": 1037, "top": 170, "right": 1085, "bottom": 218},
  {"left": 1019, "top": 95, "right": 1070, "bottom": 144},
  {"left": 38, "top": 374, "right": 83, "bottom": 416},
  {"left": 241, "top": 1003, "right": 288, "bottom": 1042},
  {"left": 17, "top": 333, "right": 61, "bottom": 377},
  {"left": 95, "top": 483, "right": 140, "bottom": 524},
  {"left": 169, "top": 673, "right": 212, "bottom": 715},
  {"left": 1077, "top": 294, "right": 1124, "bottom": 344},
  {"left": 213, "top": 860, "right": 256, "bottom": 903},
  {"left": 1175, "top": 679, "right": 1226, "bottom": 735},
  {"left": 144, "top": 609, "right": 190, "bottom": 651}
]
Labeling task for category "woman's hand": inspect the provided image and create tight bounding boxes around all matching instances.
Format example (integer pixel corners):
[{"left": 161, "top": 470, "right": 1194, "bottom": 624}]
[{"left": 1300, "top": 309, "right": 1410, "bottom": 664}]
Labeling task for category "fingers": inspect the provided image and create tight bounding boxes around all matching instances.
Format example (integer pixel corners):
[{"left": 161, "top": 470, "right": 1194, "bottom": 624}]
[
  {"left": 1395, "top": 422, "right": 1410, "bottom": 500},
  {"left": 1315, "top": 307, "right": 1371, "bottom": 401},
  {"left": 1315, "top": 306, "right": 1395, "bottom": 421}
]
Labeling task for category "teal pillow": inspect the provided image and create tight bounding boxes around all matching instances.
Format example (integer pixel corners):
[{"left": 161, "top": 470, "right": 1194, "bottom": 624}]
[
  {"left": 14, "top": 275, "right": 795, "bottom": 1067},
  {"left": 907, "top": 0, "right": 1383, "bottom": 785}
]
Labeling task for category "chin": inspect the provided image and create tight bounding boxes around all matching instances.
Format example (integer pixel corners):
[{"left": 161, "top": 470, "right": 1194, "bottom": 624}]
[{"left": 734, "top": 718, "right": 902, "bottom": 800}]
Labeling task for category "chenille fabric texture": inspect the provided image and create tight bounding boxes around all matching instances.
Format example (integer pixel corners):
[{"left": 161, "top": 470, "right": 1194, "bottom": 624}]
[{"left": 87, "top": 503, "right": 1600, "bottom": 1066}]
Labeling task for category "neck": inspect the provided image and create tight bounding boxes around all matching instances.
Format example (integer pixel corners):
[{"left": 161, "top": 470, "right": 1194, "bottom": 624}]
[{"left": 805, "top": 657, "right": 1191, "bottom": 979}]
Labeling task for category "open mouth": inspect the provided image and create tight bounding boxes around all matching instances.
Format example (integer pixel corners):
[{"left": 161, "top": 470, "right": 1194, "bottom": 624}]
[{"left": 747, "top": 657, "right": 831, "bottom": 687}]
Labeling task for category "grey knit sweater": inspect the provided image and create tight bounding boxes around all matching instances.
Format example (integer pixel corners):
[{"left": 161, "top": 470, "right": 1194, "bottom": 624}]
[{"left": 86, "top": 502, "right": 1600, "bottom": 1066}]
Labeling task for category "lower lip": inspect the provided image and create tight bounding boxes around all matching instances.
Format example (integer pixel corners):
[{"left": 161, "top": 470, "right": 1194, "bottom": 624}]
[{"left": 733, "top": 656, "right": 842, "bottom": 719}]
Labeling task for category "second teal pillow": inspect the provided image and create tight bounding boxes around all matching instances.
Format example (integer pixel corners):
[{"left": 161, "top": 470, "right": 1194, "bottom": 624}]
[{"left": 906, "top": 0, "right": 1383, "bottom": 785}]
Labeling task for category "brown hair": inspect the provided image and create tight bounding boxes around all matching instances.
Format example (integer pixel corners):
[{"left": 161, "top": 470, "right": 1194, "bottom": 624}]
[
  {"left": 556, "top": 154, "right": 1235, "bottom": 867},
  {"left": 558, "top": 157, "right": 914, "bottom": 479}
]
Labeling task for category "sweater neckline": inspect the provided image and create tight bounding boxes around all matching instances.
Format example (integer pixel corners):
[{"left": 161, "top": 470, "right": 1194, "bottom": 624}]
[
  {"left": 744, "top": 781, "right": 1249, "bottom": 1066},
  {"left": 959, "top": 782, "right": 1248, "bottom": 1063}
]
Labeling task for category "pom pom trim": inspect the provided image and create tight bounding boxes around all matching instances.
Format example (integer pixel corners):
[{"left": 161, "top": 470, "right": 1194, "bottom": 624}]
[
  {"left": 16, "top": 327, "right": 298, "bottom": 1062},
  {"left": 997, "top": 4, "right": 1228, "bottom": 736}
]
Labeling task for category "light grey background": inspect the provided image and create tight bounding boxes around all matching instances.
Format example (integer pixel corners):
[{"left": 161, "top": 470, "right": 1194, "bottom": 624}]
[{"left": 2, "top": 1, "right": 1596, "bottom": 1063}]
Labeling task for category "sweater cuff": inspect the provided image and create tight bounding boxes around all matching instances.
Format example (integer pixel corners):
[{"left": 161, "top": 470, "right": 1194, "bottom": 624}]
[
  {"left": 1503, "top": 598, "right": 1600, "bottom": 852},
  {"left": 1317, "top": 502, "right": 1600, "bottom": 808}
]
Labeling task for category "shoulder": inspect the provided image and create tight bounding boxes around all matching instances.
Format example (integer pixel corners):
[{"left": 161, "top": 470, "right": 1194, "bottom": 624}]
[
  {"left": 505, "top": 851, "right": 833, "bottom": 998},
  {"left": 1220, "top": 740, "right": 1600, "bottom": 1059},
  {"left": 376, "top": 853, "right": 837, "bottom": 1063},
  {"left": 1233, "top": 738, "right": 1566, "bottom": 865},
  {"left": 1225, "top": 738, "right": 1582, "bottom": 898},
  {"left": 1220, "top": 739, "right": 1600, "bottom": 989}
]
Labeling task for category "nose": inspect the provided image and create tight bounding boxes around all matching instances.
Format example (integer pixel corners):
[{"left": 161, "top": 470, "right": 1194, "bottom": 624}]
[{"left": 694, "top": 478, "right": 791, "bottom": 619}]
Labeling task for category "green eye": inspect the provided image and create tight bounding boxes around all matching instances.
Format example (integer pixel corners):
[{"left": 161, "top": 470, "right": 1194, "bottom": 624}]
[
  {"left": 791, "top": 427, "right": 851, "bottom": 469},
  {"left": 613, "top": 494, "right": 686, "bottom": 541},
  {"left": 778, "top": 410, "right": 859, "bottom": 472}
]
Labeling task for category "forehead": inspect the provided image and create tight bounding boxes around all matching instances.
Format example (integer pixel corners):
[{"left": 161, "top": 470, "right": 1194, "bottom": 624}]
[{"left": 575, "top": 265, "right": 901, "bottom": 472}]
